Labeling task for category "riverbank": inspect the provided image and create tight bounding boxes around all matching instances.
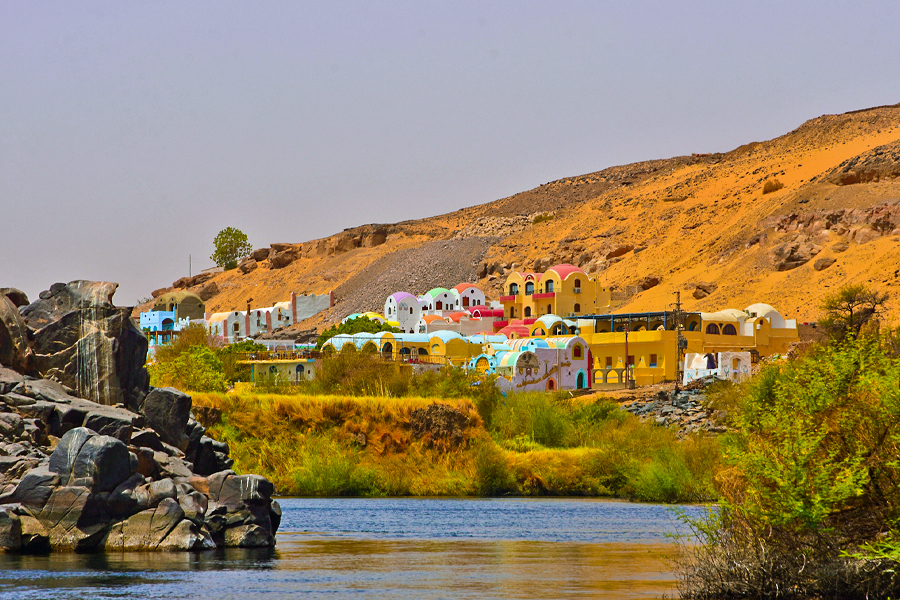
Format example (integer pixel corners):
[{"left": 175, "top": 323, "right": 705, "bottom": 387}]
[{"left": 191, "top": 391, "right": 720, "bottom": 502}]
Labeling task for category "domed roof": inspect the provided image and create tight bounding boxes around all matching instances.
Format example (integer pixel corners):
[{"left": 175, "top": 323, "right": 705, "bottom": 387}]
[
  {"left": 421, "top": 315, "right": 446, "bottom": 324},
  {"left": 447, "top": 311, "right": 469, "bottom": 323},
  {"left": 388, "top": 292, "right": 417, "bottom": 303},
  {"left": 424, "top": 288, "right": 450, "bottom": 298},
  {"left": 452, "top": 283, "right": 481, "bottom": 293},
  {"left": 153, "top": 291, "right": 204, "bottom": 305},
  {"left": 546, "top": 264, "right": 585, "bottom": 281}
]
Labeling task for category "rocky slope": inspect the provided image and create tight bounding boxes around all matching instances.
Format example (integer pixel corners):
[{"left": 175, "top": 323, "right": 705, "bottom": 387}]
[
  {"left": 0, "top": 283, "right": 279, "bottom": 552},
  {"left": 144, "top": 103, "right": 900, "bottom": 332}
]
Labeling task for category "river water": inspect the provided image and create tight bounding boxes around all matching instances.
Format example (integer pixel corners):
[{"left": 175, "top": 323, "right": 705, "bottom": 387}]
[{"left": 0, "top": 498, "right": 706, "bottom": 600}]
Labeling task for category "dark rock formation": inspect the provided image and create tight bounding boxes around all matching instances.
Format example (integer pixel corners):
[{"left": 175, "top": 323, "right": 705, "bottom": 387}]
[
  {"left": 0, "top": 281, "right": 277, "bottom": 554},
  {"left": 19, "top": 281, "right": 149, "bottom": 409},
  {"left": 0, "top": 289, "right": 29, "bottom": 308},
  {"left": 410, "top": 403, "right": 469, "bottom": 451}
]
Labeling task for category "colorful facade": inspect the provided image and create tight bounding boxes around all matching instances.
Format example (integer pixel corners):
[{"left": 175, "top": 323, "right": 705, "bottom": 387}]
[
  {"left": 208, "top": 291, "right": 332, "bottom": 343},
  {"left": 497, "top": 264, "right": 614, "bottom": 323}
]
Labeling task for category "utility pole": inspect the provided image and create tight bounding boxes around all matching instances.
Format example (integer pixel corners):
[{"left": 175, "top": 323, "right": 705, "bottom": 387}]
[{"left": 672, "top": 291, "right": 687, "bottom": 392}]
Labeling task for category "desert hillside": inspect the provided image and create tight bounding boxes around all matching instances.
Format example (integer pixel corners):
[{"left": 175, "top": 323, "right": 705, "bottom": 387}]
[{"left": 143, "top": 103, "right": 900, "bottom": 332}]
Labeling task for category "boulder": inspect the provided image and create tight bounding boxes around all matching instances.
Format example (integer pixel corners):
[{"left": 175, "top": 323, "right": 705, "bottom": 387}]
[
  {"left": 635, "top": 276, "right": 661, "bottom": 291},
  {"left": 238, "top": 259, "right": 258, "bottom": 274},
  {"left": 852, "top": 226, "right": 881, "bottom": 244},
  {"left": 104, "top": 497, "right": 185, "bottom": 550},
  {"left": 249, "top": 248, "right": 270, "bottom": 261},
  {"left": 0, "top": 288, "right": 29, "bottom": 308},
  {"left": 9, "top": 466, "right": 60, "bottom": 511},
  {"left": 49, "top": 428, "right": 133, "bottom": 493},
  {"left": 0, "top": 508, "right": 22, "bottom": 552},
  {"left": 195, "top": 281, "right": 219, "bottom": 301},
  {"left": 19, "top": 513, "right": 50, "bottom": 553},
  {"left": 141, "top": 387, "right": 191, "bottom": 449},
  {"left": 0, "top": 297, "right": 33, "bottom": 374},
  {"left": 410, "top": 403, "right": 468, "bottom": 451},
  {"left": 831, "top": 241, "right": 850, "bottom": 253},
  {"left": 83, "top": 410, "right": 133, "bottom": 443},
  {"left": 692, "top": 282, "right": 718, "bottom": 300},
  {"left": 813, "top": 257, "right": 837, "bottom": 271},
  {"left": 269, "top": 251, "right": 295, "bottom": 269},
  {"left": 605, "top": 245, "right": 634, "bottom": 260},
  {"left": 39, "top": 485, "right": 110, "bottom": 550},
  {"left": 20, "top": 282, "right": 149, "bottom": 409},
  {"left": 769, "top": 238, "right": 822, "bottom": 271}
]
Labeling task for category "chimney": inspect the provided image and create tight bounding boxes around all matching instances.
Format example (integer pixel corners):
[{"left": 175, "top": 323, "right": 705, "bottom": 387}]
[{"left": 291, "top": 291, "right": 297, "bottom": 323}]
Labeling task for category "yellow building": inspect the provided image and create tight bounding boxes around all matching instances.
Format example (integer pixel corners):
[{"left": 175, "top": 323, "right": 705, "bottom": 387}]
[{"left": 498, "top": 264, "right": 614, "bottom": 323}]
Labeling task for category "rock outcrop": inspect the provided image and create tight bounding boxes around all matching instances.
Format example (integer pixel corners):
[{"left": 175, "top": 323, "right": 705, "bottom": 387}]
[
  {"left": 0, "top": 281, "right": 279, "bottom": 553},
  {"left": 19, "top": 281, "right": 149, "bottom": 409}
]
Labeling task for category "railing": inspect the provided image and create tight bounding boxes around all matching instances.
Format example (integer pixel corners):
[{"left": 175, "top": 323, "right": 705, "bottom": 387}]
[
  {"left": 532, "top": 292, "right": 556, "bottom": 299},
  {"left": 236, "top": 351, "right": 321, "bottom": 362}
]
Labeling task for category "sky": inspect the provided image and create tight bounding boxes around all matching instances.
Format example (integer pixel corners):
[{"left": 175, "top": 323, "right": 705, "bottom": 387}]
[{"left": 2, "top": 1, "right": 899, "bottom": 306}]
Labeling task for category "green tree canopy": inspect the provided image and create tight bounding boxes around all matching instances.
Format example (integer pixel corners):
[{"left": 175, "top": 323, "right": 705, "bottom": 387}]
[
  {"left": 315, "top": 317, "right": 400, "bottom": 350},
  {"left": 211, "top": 227, "right": 253, "bottom": 270}
]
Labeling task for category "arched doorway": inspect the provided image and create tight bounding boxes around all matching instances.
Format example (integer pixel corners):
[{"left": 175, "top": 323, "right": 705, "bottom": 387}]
[
  {"left": 547, "top": 378, "right": 556, "bottom": 391},
  {"left": 382, "top": 342, "right": 393, "bottom": 355},
  {"left": 576, "top": 371, "right": 586, "bottom": 389}
]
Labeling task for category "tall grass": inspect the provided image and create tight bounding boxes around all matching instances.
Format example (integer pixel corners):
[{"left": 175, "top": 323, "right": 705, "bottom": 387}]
[{"left": 193, "top": 390, "right": 720, "bottom": 501}]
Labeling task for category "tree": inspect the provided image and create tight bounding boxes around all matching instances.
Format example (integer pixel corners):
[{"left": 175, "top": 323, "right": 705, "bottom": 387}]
[
  {"left": 315, "top": 316, "right": 400, "bottom": 350},
  {"left": 819, "top": 284, "right": 889, "bottom": 340},
  {"left": 211, "top": 227, "right": 252, "bottom": 270}
]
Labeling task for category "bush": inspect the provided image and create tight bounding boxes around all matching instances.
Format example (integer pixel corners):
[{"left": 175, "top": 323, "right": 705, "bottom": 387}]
[
  {"left": 148, "top": 345, "right": 227, "bottom": 392},
  {"left": 291, "top": 436, "right": 379, "bottom": 496},
  {"left": 677, "top": 336, "right": 900, "bottom": 597},
  {"left": 762, "top": 178, "right": 784, "bottom": 194},
  {"left": 474, "top": 439, "right": 516, "bottom": 496},
  {"left": 490, "top": 392, "right": 574, "bottom": 448},
  {"left": 532, "top": 212, "right": 554, "bottom": 225}
]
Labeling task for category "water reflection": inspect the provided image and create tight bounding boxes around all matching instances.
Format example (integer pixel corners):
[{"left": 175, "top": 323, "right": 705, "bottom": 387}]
[{"left": 0, "top": 498, "right": 698, "bottom": 600}]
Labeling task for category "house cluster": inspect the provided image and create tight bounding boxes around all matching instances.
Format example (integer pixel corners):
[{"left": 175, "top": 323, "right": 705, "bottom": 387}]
[
  {"left": 317, "top": 263, "right": 800, "bottom": 392},
  {"left": 140, "top": 262, "right": 800, "bottom": 392},
  {"left": 139, "top": 290, "right": 333, "bottom": 350}
]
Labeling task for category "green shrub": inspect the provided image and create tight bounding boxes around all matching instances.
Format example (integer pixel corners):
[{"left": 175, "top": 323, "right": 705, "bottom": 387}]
[
  {"left": 291, "top": 436, "right": 379, "bottom": 496},
  {"left": 474, "top": 439, "right": 516, "bottom": 496},
  {"left": 491, "top": 392, "right": 574, "bottom": 448}
]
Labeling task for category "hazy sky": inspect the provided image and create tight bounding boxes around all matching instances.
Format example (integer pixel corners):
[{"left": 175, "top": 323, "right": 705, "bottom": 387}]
[{"left": 2, "top": 1, "right": 898, "bottom": 305}]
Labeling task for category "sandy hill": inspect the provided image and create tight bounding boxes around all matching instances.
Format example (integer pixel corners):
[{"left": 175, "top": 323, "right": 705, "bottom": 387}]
[{"left": 142, "top": 103, "right": 900, "bottom": 334}]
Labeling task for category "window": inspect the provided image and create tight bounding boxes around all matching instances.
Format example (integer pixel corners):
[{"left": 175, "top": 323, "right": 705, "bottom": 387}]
[
  {"left": 547, "top": 304, "right": 552, "bottom": 314},
  {"left": 706, "top": 324, "right": 720, "bottom": 335},
  {"left": 546, "top": 280, "right": 554, "bottom": 292},
  {"left": 605, "top": 356, "right": 613, "bottom": 368},
  {"left": 410, "top": 307, "right": 413, "bottom": 314},
  {"left": 627, "top": 355, "right": 635, "bottom": 366},
  {"left": 509, "top": 283, "right": 519, "bottom": 295},
  {"left": 722, "top": 324, "right": 737, "bottom": 335},
  {"left": 574, "top": 279, "right": 581, "bottom": 288},
  {"left": 525, "top": 282, "right": 534, "bottom": 295},
  {"left": 573, "top": 344, "right": 582, "bottom": 358},
  {"left": 574, "top": 303, "right": 581, "bottom": 313},
  {"left": 436, "top": 301, "right": 443, "bottom": 310},
  {"left": 524, "top": 307, "right": 532, "bottom": 317},
  {"left": 650, "top": 354, "right": 658, "bottom": 367}
]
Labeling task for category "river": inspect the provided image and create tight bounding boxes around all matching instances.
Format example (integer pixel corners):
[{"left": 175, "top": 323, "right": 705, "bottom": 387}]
[{"left": 0, "top": 498, "right": 707, "bottom": 599}]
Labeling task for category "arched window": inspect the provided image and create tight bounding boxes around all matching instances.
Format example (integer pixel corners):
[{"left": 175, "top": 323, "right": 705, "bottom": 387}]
[
  {"left": 573, "top": 344, "right": 583, "bottom": 359},
  {"left": 525, "top": 282, "right": 534, "bottom": 295},
  {"left": 509, "top": 283, "right": 519, "bottom": 295},
  {"left": 546, "top": 280, "right": 554, "bottom": 292},
  {"left": 574, "top": 303, "right": 581, "bottom": 313},
  {"left": 409, "top": 307, "right": 413, "bottom": 314},
  {"left": 688, "top": 321, "right": 699, "bottom": 331},
  {"left": 722, "top": 324, "right": 737, "bottom": 335},
  {"left": 706, "top": 324, "right": 720, "bottom": 335},
  {"left": 574, "top": 279, "right": 582, "bottom": 289},
  {"left": 547, "top": 304, "right": 552, "bottom": 314},
  {"left": 524, "top": 306, "right": 532, "bottom": 317}
]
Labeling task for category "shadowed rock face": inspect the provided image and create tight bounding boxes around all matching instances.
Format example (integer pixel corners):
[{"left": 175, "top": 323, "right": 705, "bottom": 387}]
[
  {"left": 19, "top": 281, "right": 148, "bottom": 409},
  {"left": 0, "top": 281, "right": 279, "bottom": 553}
]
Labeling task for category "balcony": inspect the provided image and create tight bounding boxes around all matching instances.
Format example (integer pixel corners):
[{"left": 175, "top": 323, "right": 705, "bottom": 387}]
[
  {"left": 532, "top": 292, "right": 555, "bottom": 299},
  {"left": 499, "top": 295, "right": 517, "bottom": 302}
]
